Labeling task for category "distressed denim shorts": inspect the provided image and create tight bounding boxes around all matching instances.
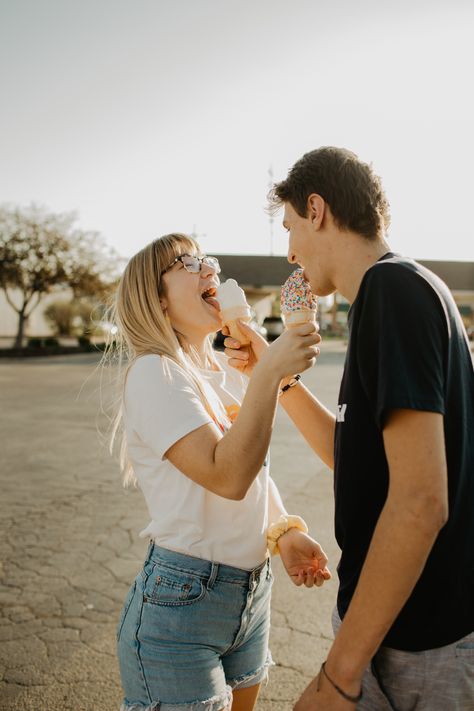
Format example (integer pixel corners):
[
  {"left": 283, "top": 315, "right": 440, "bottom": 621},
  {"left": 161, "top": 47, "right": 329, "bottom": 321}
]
[{"left": 117, "top": 542, "right": 274, "bottom": 711}]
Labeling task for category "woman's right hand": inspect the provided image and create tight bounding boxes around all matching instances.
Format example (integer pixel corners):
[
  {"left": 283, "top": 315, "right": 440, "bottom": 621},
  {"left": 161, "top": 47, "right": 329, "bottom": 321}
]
[
  {"left": 261, "top": 321, "right": 321, "bottom": 380},
  {"left": 223, "top": 321, "right": 269, "bottom": 377},
  {"left": 225, "top": 319, "right": 320, "bottom": 381}
]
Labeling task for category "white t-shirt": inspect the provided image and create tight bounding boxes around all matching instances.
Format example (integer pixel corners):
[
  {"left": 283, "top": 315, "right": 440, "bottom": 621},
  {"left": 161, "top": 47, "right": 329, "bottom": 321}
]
[{"left": 124, "top": 351, "right": 286, "bottom": 569}]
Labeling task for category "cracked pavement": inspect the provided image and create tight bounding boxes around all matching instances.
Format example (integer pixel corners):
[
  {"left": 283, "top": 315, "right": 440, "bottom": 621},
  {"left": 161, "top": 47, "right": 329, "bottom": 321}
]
[{"left": 0, "top": 343, "right": 345, "bottom": 711}]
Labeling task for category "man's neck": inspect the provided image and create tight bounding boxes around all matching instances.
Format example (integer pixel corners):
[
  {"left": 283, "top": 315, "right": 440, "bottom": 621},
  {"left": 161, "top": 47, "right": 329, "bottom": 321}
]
[{"left": 332, "top": 233, "right": 391, "bottom": 304}]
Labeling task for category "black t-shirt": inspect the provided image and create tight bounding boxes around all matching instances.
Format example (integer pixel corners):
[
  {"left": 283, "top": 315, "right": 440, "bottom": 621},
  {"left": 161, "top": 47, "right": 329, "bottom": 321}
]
[{"left": 334, "top": 253, "right": 474, "bottom": 651}]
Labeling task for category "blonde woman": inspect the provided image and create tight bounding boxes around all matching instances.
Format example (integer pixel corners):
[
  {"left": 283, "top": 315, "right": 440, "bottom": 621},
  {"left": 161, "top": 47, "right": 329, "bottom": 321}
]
[{"left": 110, "top": 234, "right": 330, "bottom": 711}]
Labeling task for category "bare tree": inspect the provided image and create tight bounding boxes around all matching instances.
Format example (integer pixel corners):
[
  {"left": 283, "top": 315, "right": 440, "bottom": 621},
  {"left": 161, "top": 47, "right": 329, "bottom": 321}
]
[{"left": 0, "top": 204, "right": 121, "bottom": 348}]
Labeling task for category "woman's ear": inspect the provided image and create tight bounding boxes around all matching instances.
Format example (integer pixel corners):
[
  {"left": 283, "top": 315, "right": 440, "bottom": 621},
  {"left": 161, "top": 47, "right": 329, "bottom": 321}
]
[{"left": 159, "top": 297, "right": 168, "bottom": 312}]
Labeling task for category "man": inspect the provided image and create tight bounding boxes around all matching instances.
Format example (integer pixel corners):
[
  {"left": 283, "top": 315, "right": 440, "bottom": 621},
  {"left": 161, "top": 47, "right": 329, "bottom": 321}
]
[{"left": 230, "top": 147, "right": 473, "bottom": 710}]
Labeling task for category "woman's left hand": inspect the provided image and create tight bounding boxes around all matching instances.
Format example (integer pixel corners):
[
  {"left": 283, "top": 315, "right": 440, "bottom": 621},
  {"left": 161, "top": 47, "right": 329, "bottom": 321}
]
[{"left": 277, "top": 528, "right": 331, "bottom": 587}]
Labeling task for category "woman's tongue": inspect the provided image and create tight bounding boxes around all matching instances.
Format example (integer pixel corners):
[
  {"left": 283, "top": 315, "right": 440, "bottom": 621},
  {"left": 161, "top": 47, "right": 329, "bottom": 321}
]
[{"left": 202, "top": 295, "right": 220, "bottom": 311}]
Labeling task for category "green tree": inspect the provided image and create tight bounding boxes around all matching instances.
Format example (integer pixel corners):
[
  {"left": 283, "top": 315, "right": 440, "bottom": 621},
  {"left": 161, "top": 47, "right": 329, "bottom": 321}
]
[{"left": 0, "top": 204, "right": 121, "bottom": 348}]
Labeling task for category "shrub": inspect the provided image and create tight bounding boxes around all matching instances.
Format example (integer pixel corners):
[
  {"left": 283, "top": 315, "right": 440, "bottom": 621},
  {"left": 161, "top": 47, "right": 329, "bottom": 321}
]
[
  {"left": 44, "top": 337, "right": 59, "bottom": 347},
  {"left": 43, "top": 300, "right": 77, "bottom": 336},
  {"left": 27, "top": 337, "right": 44, "bottom": 348}
]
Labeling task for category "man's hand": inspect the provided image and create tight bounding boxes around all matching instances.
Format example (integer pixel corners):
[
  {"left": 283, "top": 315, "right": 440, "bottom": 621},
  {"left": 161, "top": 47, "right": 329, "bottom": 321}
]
[
  {"left": 294, "top": 667, "right": 358, "bottom": 710},
  {"left": 278, "top": 528, "right": 331, "bottom": 587}
]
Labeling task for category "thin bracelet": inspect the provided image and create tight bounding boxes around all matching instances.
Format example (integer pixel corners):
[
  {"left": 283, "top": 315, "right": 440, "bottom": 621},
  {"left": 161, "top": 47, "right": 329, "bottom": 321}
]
[
  {"left": 318, "top": 662, "right": 363, "bottom": 703},
  {"left": 279, "top": 374, "right": 301, "bottom": 395}
]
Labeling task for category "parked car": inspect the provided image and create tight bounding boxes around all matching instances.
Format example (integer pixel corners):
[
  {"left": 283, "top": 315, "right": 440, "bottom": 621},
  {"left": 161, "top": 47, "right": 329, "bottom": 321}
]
[{"left": 262, "top": 316, "right": 284, "bottom": 341}]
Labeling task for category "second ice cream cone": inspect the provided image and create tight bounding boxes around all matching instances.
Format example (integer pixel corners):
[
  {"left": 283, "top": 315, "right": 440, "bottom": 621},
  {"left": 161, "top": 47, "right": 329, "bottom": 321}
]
[{"left": 283, "top": 309, "right": 317, "bottom": 328}]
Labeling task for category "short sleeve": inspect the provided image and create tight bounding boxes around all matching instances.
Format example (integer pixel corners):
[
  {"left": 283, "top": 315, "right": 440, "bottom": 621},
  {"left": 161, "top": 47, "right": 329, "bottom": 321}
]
[
  {"left": 124, "top": 355, "right": 214, "bottom": 459},
  {"left": 268, "top": 476, "right": 287, "bottom": 523},
  {"left": 356, "top": 263, "right": 447, "bottom": 429}
]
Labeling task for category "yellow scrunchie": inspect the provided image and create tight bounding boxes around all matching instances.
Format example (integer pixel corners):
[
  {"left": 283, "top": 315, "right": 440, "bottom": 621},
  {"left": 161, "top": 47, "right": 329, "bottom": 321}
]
[{"left": 267, "top": 514, "right": 308, "bottom": 555}]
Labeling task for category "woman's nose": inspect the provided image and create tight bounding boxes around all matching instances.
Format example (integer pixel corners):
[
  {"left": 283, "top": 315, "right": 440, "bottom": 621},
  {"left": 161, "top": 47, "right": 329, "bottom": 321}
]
[{"left": 200, "top": 261, "right": 217, "bottom": 278}]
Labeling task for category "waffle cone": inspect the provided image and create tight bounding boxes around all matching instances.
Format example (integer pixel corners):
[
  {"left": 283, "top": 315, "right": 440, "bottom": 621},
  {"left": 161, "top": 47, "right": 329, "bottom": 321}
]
[
  {"left": 221, "top": 305, "right": 252, "bottom": 346},
  {"left": 283, "top": 309, "right": 317, "bottom": 328},
  {"left": 226, "top": 318, "right": 251, "bottom": 345}
]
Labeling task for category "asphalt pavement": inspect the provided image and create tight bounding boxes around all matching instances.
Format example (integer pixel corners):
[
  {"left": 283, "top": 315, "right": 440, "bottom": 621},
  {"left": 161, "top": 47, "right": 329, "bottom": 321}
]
[{"left": 0, "top": 341, "right": 346, "bottom": 711}]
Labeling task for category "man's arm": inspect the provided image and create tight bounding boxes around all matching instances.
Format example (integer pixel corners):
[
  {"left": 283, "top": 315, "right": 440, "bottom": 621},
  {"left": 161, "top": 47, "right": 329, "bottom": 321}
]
[
  {"left": 279, "top": 381, "right": 336, "bottom": 469},
  {"left": 295, "top": 409, "right": 448, "bottom": 708}
]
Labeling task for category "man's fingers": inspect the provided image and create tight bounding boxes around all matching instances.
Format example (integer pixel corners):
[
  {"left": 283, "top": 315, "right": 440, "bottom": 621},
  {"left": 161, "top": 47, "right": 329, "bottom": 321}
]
[
  {"left": 302, "top": 332, "right": 322, "bottom": 346},
  {"left": 305, "top": 346, "right": 320, "bottom": 361},
  {"left": 291, "top": 321, "right": 320, "bottom": 336}
]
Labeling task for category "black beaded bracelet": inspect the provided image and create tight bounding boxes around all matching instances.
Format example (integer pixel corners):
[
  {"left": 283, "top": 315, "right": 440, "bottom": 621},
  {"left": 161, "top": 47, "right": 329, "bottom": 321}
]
[
  {"left": 318, "top": 662, "right": 363, "bottom": 703},
  {"left": 279, "top": 374, "right": 301, "bottom": 395}
]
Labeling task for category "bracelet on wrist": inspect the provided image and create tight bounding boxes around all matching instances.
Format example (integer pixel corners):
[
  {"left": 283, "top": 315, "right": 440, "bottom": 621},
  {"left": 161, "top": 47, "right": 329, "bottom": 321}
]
[
  {"left": 318, "top": 662, "right": 363, "bottom": 704},
  {"left": 266, "top": 514, "right": 308, "bottom": 555},
  {"left": 279, "top": 374, "right": 301, "bottom": 396}
]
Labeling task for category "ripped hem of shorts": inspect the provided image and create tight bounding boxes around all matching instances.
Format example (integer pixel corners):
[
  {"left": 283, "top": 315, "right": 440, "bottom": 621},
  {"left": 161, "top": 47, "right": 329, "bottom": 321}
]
[
  {"left": 229, "top": 650, "right": 276, "bottom": 691},
  {"left": 120, "top": 685, "right": 232, "bottom": 711}
]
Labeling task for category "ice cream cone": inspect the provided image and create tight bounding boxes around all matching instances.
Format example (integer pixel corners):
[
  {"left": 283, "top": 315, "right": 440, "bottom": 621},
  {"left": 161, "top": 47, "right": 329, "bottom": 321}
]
[
  {"left": 221, "top": 305, "right": 252, "bottom": 345},
  {"left": 216, "top": 279, "right": 253, "bottom": 346},
  {"left": 282, "top": 308, "right": 317, "bottom": 328},
  {"left": 280, "top": 268, "right": 318, "bottom": 330}
]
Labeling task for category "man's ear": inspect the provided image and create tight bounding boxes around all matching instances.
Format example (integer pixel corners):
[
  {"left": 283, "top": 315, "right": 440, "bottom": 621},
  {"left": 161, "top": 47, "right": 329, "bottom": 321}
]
[{"left": 307, "top": 194, "right": 325, "bottom": 230}]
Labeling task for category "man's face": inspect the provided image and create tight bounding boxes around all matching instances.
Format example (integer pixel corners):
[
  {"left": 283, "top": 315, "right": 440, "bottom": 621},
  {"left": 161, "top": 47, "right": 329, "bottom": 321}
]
[{"left": 283, "top": 201, "right": 335, "bottom": 297}]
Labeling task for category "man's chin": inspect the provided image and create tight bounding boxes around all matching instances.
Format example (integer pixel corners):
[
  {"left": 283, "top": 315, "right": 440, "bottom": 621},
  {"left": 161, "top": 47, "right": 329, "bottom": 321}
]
[{"left": 308, "top": 278, "right": 335, "bottom": 298}]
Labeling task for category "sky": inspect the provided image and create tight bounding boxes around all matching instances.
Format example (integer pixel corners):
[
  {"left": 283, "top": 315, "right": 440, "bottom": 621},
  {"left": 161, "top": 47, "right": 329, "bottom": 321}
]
[{"left": 0, "top": 0, "right": 473, "bottom": 262}]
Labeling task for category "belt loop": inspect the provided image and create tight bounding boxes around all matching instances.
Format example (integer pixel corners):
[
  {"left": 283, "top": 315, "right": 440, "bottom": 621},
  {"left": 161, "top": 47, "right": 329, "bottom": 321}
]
[
  {"left": 145, "top": 538, "right": 154, "bottom": 564},
  {"left": 206, "top": 563, "right": 219, "bottom": 590}
]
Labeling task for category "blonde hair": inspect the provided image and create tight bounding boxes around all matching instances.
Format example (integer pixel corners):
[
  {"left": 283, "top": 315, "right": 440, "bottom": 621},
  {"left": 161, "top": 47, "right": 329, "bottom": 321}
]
[{"left": 101, "top": 233, "right": 228, "bottom": 487}]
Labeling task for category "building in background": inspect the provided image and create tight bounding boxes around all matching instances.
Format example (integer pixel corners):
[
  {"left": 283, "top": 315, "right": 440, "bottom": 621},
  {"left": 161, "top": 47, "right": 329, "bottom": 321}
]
[
  {"left": 0, "top": 256, "right": 472, "bottom": 340},
  {"left": 214, "top": 255, "right": 474, "bottom": 336}
]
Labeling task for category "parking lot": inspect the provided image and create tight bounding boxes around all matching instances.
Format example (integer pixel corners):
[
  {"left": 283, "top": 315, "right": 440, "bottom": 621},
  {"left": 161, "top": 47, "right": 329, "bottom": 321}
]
[{"left": 0, "top": 343, "right": 346, "bottom": 710}]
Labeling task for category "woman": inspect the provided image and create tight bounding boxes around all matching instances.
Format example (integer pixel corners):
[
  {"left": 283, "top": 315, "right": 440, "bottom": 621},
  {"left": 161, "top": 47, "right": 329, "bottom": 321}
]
[{"left": 109, "top": 233, "right": 330, "bottom": 711}]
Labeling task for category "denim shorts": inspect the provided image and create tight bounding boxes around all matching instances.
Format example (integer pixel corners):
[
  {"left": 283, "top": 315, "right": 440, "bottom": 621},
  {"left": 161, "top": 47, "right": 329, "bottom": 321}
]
[{"left": 117, "top": 542, "right": 274, "bottom": 711}]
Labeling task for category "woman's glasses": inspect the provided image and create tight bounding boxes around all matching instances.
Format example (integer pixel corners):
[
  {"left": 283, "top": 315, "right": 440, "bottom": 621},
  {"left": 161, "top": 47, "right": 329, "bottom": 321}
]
[{"left": 161, "top": 254, "right": 221, "bottom": 277}]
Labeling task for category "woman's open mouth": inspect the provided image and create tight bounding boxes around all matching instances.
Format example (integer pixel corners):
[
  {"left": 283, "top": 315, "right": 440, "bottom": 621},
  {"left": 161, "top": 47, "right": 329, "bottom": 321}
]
[{"left": 201, "top": 287, "right": 220, "bottom": 312}]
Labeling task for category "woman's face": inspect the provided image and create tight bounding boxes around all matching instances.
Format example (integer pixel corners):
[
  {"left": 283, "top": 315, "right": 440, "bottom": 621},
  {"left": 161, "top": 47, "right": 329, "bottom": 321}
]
[{"left": 160, "top": 252, "right": 222, "bottom": 339}]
